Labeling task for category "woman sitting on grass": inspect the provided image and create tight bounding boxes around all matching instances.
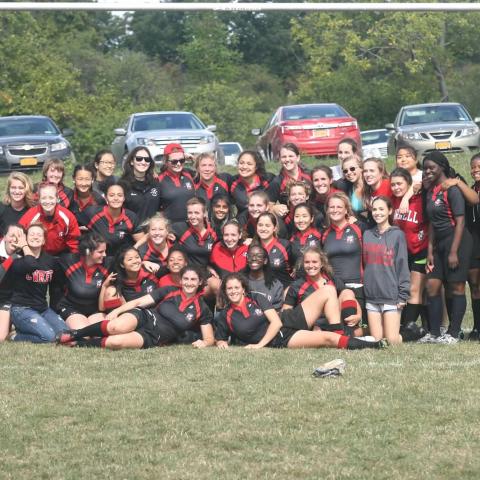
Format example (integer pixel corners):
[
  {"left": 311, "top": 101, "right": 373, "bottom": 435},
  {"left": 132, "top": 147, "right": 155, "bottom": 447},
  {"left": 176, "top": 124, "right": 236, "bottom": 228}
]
[
  {"left": 57, "top": 265, "right": 214, "bottom": 350},
  {"left": 215, "top": 273, "right": 386, "bottom": 350}
]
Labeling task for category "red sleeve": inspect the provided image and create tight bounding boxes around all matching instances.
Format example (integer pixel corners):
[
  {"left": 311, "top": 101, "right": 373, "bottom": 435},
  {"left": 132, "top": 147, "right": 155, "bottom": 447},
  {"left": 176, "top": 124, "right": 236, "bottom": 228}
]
[{"left": 65, "top": 210, "right": 80, "bottom": 253}]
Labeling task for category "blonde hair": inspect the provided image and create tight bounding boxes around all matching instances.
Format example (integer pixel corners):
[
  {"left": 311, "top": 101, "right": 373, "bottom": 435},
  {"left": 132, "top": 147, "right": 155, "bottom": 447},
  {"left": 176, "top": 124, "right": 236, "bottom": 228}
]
[
  {"left": 147, "top": 213, "right": 171, "bottom": 233},
  {"left": 4, "top": 172, "right": 34, "bottom": 207},
  {"left": 325, "top": 192, "right": 354, "bottom": 226}
]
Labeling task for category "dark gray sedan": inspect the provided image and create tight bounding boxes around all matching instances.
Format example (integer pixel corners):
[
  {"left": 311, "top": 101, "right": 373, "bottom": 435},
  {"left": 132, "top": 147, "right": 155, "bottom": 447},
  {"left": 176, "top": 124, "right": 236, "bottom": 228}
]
[{"left": 0, "top": 115, "right": 73, "bottom": 172}]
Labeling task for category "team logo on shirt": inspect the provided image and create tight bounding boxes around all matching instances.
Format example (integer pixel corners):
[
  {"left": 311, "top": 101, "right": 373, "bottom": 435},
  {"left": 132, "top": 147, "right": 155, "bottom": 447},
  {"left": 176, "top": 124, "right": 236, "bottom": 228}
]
[
  {"left": 254, "top": 308, "right": 263, "bottom": 316},
  {"left": 309, "top": 239, "right": 317, "bottom": 246},
  {"left": 434, "top": 197, "right": 443, "bottom": 206},
  {"left": 273, "top": 258, "right": 281, "bottom": 266},
  {"left": 118, "top": 231, "right": 125, "bottom": 239},
  {"left": 185, "top": 182, "right": 192, "bottom": 190},
  {"left": 96, "top": 280, "right": 102, "bottom": 287},
  {"left": 58, "top": 231, "right": 64, "bottom": 238},
  {"left": 146, "top": 285, "right": 153, "bottom": 293},
  {"left": 186, "top": 312, "right": 195, "bottom": 322},
  {"left": 207, "top": 242, "right": 213, "bottom": 251},
  {"left": 151, "top": 188, "right": 158, "bottom": 197},
  {"left": 346, "top": 235, "right": 354, "bottom": 243},
  {"left": 418, "top": 230, "right": 425, "bottom": 240}
]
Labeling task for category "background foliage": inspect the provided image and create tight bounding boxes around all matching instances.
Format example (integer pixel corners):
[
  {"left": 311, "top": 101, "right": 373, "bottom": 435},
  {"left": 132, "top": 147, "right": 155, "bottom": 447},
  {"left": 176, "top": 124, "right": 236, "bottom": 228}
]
[{"left": 1, "top": 4, "right": 480, "bottom": 162}]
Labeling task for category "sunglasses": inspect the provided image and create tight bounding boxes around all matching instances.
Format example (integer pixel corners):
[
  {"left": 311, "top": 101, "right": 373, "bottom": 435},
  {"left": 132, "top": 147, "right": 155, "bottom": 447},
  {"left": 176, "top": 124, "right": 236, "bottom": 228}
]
[
  {"left": 169, "top": 158, "right": 186, "bottom": 165},
  {"left": 343, "top": 166, "right": 357, "bottom": 174},
  {"left": 134, "top": 155, "right": 152, "bottom": 163}
]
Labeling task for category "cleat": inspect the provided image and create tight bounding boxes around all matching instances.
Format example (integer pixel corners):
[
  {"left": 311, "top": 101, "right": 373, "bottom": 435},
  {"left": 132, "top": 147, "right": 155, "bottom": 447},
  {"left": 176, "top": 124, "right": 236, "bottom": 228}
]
[
  {"left": 417, "top": 332, "right": 438, "bottom": 344},
  {"left": 55, "top": 330, "right": 77, "bottom": 345},
  {"left": 378, "top": 338, "right": 389, "bottom": 349},
  {"left": 435, "top": 333, "right": 459, "bottom": 345},
  {"left": 313, "top": 359, "right": 346, "bottom": 378},
  {"left": 468, "top": 329, "right": 479, "bottom": 341}
]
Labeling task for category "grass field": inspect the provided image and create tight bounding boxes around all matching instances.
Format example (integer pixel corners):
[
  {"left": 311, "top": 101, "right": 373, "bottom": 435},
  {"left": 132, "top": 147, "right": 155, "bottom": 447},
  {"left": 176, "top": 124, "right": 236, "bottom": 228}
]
[{"left": 1, "top": 153, "right": 479, "bottom": 479}]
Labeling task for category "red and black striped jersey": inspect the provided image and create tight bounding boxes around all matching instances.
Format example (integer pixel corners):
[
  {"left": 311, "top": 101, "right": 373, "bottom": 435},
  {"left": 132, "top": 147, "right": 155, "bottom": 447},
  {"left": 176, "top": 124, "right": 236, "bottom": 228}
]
[
  {"left": 210, "top": 241, "right": 248, "bottom": 278},
  {"left": 194, "top": 173, "right": 231, "bottom": 206},
  {"left": 289, "top": 227, "right": 322, "bottom": 267},
  {"left": 261, "top": 237, "right": 292, "bottom": 287},
  {"left": 230, "top": 174, "right": 272, "bottom": 213},
  {"left": 267, "top": 167, "right": 311, "bottom": 204},
  {"left": 284, "top": 274, "right": 344, "bottom": 308},
  {"left": 156, "top": 170, "right": 196, "bottom": 222},
  {"left": 137, "top": 239, "right": 173, "bottom": 266},
  {"left": 68, "top": 190, "right": 105, "bottom": 228},
  {"left": 175, "top": 222, "right": 217, "bottom": 266}
]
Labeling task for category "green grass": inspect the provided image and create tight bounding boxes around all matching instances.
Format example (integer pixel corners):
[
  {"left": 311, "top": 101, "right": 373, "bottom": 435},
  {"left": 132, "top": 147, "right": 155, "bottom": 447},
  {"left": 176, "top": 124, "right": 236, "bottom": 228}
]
[{"left": 1, "top": 339, "right": 480, "bottom": 480}]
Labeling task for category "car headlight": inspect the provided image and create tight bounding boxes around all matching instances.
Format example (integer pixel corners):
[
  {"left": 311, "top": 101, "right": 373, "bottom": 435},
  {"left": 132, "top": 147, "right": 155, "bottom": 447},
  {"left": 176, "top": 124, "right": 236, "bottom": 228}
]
[
  {"left": 400, "top": 132, "right": 424, "bottom": 141},
  {"left": 137, "top": 138, "right": 156, "bottom": 147},
  {"left": 0, "top": 146, "right": 3, "bottom": 155},
  {"left": 51, "top": 141, "right": 68, "bottom": 152},
  {"left": 460, "top": 126, "right": 479, "bottom": 137},
  {"left": 199, "top": 135, "right": 215, "bottom": 145}
]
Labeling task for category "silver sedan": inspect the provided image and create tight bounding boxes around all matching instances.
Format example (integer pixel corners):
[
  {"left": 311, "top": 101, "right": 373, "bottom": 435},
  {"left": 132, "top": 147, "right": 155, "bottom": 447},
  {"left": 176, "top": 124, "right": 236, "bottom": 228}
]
[{"left": 386, "top": 102, "right": 480, "bottom": 157}]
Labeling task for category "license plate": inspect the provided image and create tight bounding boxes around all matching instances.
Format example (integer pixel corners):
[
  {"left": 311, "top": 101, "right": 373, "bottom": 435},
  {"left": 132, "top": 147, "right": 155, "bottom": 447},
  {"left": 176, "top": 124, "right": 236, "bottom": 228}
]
[
  {"left": 435, "top": 141, "right": 451, "bottom": 150},
  {"left": 20, "top": 157, "right": 38, "bottom": 166},
  {"left": 313, "top": 129, "right": 329, "bottom": 138}
]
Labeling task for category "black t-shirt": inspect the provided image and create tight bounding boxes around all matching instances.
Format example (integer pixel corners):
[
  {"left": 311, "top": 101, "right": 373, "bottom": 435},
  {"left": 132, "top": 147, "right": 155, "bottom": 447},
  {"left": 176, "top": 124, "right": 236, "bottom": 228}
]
[
  {"left": 123, "top": 179, "right": 162, "bottom": 224},
  {"left": 10, "top": 253, "right": 58, "bottom": 311},
  {"left": 173, "top": 222, "right": 217, "bottom": 266},
  {"left": 0, "top": 203, "right": 28, "bottom": 237},
  {"left": 68, "top": 191, "right": 105, "bottom": 228},
  {"left": 156, "top": 170, "right": 196, "bottom": 222}
]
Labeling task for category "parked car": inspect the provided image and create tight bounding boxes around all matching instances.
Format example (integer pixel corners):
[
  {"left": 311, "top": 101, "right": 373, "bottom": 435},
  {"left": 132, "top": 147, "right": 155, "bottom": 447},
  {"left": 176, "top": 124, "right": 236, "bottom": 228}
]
[
  {"left": 219, "top": 142, "right": 243, "bottom": 166},
  {"left": 361, "top": 129, "right": 389, "bottom": 159},
  {"left": 386, "top": 102, "right": 480, "bottom": 157},
  {"left": 251, "top": 103, "right": 361, "bottom": 161},
  {"left": 111, "top": 111, "right": 220, "bottom": 164},
  {"left": 0, "top": 115, "right": 73, "bottom": 172}
]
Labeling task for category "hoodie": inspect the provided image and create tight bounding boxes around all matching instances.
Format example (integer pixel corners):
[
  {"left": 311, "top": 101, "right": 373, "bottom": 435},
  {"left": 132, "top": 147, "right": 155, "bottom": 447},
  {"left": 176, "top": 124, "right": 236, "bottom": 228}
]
[{"left": 362, "top": 225, "right": 410, "bottom": 304}]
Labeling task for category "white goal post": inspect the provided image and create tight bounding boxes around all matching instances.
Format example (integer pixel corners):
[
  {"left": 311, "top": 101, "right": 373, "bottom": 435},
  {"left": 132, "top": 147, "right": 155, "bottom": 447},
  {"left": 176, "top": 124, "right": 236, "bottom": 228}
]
[{"left": 0, "top": 2, "right": 480, "bottom": 12}]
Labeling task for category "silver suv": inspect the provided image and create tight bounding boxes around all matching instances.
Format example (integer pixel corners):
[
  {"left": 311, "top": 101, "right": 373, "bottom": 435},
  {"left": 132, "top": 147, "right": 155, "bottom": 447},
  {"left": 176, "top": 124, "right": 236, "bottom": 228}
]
[
  {"left": 386, "top": 102, "right": 480, "bottom": 157},
  {"left": 0, "top": 115, "right": 73, "bottom": 171},
  {"left": 111, "top": 111, "right": 220, "bottom": 164}
]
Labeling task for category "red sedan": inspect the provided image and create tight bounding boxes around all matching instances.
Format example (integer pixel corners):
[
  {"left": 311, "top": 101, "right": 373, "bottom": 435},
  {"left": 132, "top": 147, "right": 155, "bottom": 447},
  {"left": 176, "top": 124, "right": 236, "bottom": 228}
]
[{"left": 252, "top": 103, "right": 361, "bottom": 161}]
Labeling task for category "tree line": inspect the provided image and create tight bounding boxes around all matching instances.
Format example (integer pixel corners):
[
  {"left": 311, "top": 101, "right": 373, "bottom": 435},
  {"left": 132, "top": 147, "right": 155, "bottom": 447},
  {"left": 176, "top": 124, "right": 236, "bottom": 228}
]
[{"left": 1, "top": 2, "right": 479, "bottom": 162}]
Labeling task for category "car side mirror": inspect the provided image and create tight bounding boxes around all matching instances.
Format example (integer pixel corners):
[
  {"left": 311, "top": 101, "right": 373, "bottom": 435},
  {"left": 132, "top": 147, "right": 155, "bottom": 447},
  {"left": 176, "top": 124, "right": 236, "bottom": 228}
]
[
  {"left": 474, "top": 117, "right": 480, "bottom": 124},
  {"left": 385, "top": 123, "right": 395, "bottom": 130},
  {"left": 251, "top": 128, "right": 261, "bottom": 136},
  {"left": 62, "top": 128, "right": 74, "bottom": 137},
  {"left": 114, "top": 128, "right": 127, "bottom": 136},
  {"left": 206, "top": 125, "right": 217, "bottom": 132}
]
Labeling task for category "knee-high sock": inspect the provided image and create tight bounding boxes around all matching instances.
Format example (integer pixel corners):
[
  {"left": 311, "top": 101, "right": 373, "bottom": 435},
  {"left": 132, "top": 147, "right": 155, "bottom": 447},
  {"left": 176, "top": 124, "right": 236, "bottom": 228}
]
[
  {"left": 73, "top": 321, "right": 110, "bottom": 339},
  {"left": 472, "top": 299, "right": 480, "bottom": 331},
  {"left": 447, "top": 294, "right": 466, "bottom": 338},
  {"left": 402, "top": 303, "right": 421, "bottom": 326},
  {"left": 427, "top": 295, "right": 443, "bottom": 337},
  {"left": 337, "top": 335, "right": 383, "bottom": 350}
]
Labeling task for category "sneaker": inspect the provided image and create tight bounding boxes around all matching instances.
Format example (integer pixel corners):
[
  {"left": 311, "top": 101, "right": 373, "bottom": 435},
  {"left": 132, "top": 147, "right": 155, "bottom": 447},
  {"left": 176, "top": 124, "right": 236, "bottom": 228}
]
[
  {"left": 313, "top": 359, "right": 346, "bottom": 378},
  {"left": 356, "top": 335, "right": 376, "bottom": 342},
  {"left": 469, "top": 329, "right": 480, "bottom": 341},
  {"left": 55, "top": 330, "right": 77, "bottom": 345},
  {"left": 378, "top": 338, "right": 389, "bottom": 349},
  {"left": 440, "top": 326, "right": 448, "bottom": 335},
  {"left": 417, "top": 332, "right": 438, "bottom": 344},
  {"left": 435, "top": 333, "right": 459, "bottom": 345},
  {"left": 400, "top": 322, "right": 426, "bottom": 342}
]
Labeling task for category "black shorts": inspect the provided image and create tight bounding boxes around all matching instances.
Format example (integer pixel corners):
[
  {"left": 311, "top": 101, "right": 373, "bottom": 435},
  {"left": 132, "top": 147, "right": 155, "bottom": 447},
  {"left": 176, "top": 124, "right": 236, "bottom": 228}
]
[
  {"left": 345, "top": 285, "right": 368, "bottom": 328},
  {"left": 279, "top": 305, "right": 308, "bottom": 330},
  {"left": 428, "top": 231, "right": 473, "bottom": 283},
  {"left": 56, "top": 299, "right": 98, "bottom": 321},
  {"left": 269, "top": 327, "right": 298, "bottom": 348},
  {"left": 470, "top": 231, "right": 480, "bottom": 269},
  {"left": 408, "top": 249, "right": 427, "bottom": 274},
  {"left": 0, "top": 302, "right": 11, "bottom": 313},
  {"left": 129, "top": 308, "right": 177, "bottom": 349}
]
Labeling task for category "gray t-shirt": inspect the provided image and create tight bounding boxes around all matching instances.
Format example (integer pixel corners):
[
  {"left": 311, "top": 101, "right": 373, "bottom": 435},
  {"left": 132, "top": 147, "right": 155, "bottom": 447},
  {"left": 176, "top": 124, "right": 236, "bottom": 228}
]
[{"left": 248, "top": 277, "right": 284, "bottom": 311}]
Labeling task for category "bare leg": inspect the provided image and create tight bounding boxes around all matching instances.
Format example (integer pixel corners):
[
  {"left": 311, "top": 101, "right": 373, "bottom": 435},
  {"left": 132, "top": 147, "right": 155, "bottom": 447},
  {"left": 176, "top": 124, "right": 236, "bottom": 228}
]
[
  {"left": 383, "top": 310, "right": 402, "bottom": 345},
  {"left": 287, "top": 329, "right": 341, "bottom": 348},
  {"left": 66, "top": 313, "right": 90, "bottom": 330},
  {"left": 367, "top": 310, "right": 383, "bottom": 340},
  {"left": 104, "top": 331, "right": 144, "bottom": 350},
  {"left": 0, "top": 310, "right": 10, "bottom": 342},
  {"left": 300, "top": 285, "right": 341, "bottom": 327},
  {"left": 106, "top": 313, "right": 139, "bottom": 335}
]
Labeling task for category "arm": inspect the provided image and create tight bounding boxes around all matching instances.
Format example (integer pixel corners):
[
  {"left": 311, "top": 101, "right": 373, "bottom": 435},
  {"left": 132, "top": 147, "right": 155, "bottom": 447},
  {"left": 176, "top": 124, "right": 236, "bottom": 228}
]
[
  {"left": 193, "top": 324, "right": 215, "bottom": 348},
  {"left": 66, "top": 215, "right": 80, "bottom": 253},
  {"left": 448, "top": 216, "right": 465, "bottom": 269},
  {"left": 395, "top": 234, "right": 411, "bottom": 306},
  {"left": 133, "top": 233, "right": 148, "bottom": 248},
  {"left": 442, "top": 178, "right": 479, "bottom": 206},
  {"left": 245, "top": 308, "right": 282, "bottom": 349},
  {"left": 98, "top": 272, "right": 120, "bottom": 312},
  {"left": 105, "top": 293, "right": 155, "bottom": 320},
  {"left": 426, "top": 222, "right": 435, "bottom": 274},
  {"left": 398, "top": 186, "right": 414, "bottom": 214}
]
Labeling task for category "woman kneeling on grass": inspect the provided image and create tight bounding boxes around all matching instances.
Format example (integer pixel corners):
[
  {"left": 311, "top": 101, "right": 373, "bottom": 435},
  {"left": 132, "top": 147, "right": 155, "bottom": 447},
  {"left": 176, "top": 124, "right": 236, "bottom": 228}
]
[
  {"left": 215, "top": 273, "right": 386, "bottom": 350},
  {"left": 57, "top": 266, "right": 214, "bottom": 349}
]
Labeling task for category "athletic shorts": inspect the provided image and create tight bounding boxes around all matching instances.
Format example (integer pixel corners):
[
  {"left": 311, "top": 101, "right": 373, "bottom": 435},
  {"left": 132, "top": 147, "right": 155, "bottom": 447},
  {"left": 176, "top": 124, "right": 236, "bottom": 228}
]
[
  {"left": 470, "top": 231, "right": 480, "bottom": 269},
  {"left": 279, "top": 305, "right": 309, "bottom": 330},
  {"left": 366, "top": 302, "right": 398, "bottom": 313},
  {"left": 0, "top": 302, "right": 11, "bottom": 313},
  {"left": 55, "top": 299, "right": 98, "bottom": 321},
  {"left": 408, "top": 249, "right": 427, "bottom": 274},
  {"left": 269, "top": 327, "right": 298, "bottom": 348},
  {"left": 345, "top": 284, "right": 368, "bottom": 328},
  {"left": 129, "top": 308, "right": 177, "bottom": 349},
  {"left": 428, "top": 230, "right": 473, "bottom": 283}
]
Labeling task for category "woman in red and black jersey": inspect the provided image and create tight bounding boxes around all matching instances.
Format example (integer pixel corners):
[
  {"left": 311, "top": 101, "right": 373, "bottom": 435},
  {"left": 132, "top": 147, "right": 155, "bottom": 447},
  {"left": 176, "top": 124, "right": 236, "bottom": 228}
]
[
  {"left": 34, "top": 158, "right": 73, "bottom": 209},
  {"left": 56, "top": 233, "right": 110, "bottom": 329},
  {"left": 85, "top": 182, "right": 143, "bottom": 256},
  {"left": 173, "top": 197, "right": 217, "bottom": 267},
  {"left": 158, "top": 247, "right": 189, "bottom": 289},
  {"left": 255, "top": 212, "right": 292, "bottom": 288},
  {"left": 137, "top": 214, "right": 173, "bottom": 272},
  {"left": 69, "top": 164, "right": 105, "bottom": 231},
  {"left": 100, "top": 247, "right": 162, "bottom": 313},
  {"left": 267, "top": 143, "right": 311, "bottom": 214},
  {"left": 289, "top": 203, "right": 322, "bottom": 267},
  {"left": 215, "top": 273, "right": 384, "bottom": 350},
  {"left": 194, "top": 152, "right": 231, "bottom": 208},
  {"left": 58, "top": 266, "right": 214, "bottom": 350},
  {"left": 210, "top": 220, "right": 248, "bottom": 279},
  {"left": 230, "top": 150, "right": 273, "bottom": 214},
  {"left": 156, "top": 143, "right": 196, "bottom": 223},
  {"left": 390, "top": 167, "right": 428, "bottom": 336}
]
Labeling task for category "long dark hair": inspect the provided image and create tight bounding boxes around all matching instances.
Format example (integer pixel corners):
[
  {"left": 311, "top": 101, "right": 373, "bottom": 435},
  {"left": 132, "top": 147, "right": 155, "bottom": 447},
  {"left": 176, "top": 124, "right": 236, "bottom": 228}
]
[
  {"left": 121, "top": 146, "right": 156, "bottom": 186},
  {"left": 218, "top": 272, "right": 251, "bottom": 307},
  {"left": 245, "top": 242, "right": 276, "bottom": 289},
  {"left": 111, "top": 246, "right": 141, "bottom": 296},
  {"left": 209, "top": 193, "right": 234, "bottom": 235},
  {"left": 237, "top": 150, "right": 267, "bottom": 178}
]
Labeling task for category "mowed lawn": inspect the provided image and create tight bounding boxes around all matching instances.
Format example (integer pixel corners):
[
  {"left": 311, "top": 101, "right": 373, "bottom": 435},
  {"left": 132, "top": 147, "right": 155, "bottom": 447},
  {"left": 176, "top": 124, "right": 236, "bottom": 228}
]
[{"left": 2, "top": 332, "right": 480, "bottom": 480}]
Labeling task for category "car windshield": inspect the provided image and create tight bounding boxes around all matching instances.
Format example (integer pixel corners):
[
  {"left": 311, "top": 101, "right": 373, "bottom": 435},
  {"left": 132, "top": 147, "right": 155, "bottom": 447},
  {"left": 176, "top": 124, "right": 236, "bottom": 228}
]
[
  {"left": 132, "top": 114, "right": 205, "bottom": 132},
  {"left": 0, "top": 117, "right": 60, "bottom": 136},
  {"left": 221, "top": 144, "right": 241, "bottom": 155},
  {"left": 399, "top": 105, "right": 471, "bottom": 126},
  {"left": 361, "top": 130, "right": 389, "bottom": 145},
  {"left": 282, "top": 104, "right": 348, "bottom": 121}
]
